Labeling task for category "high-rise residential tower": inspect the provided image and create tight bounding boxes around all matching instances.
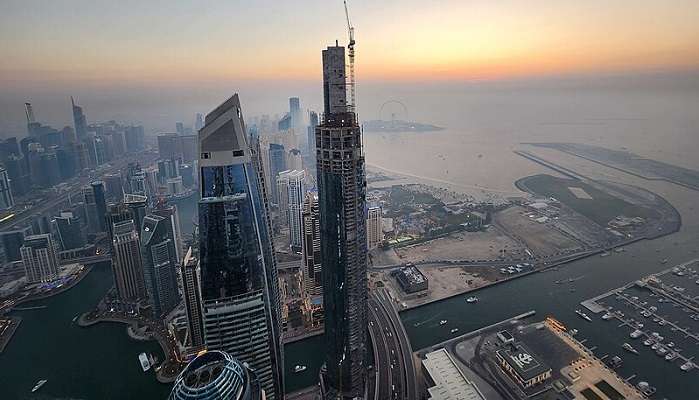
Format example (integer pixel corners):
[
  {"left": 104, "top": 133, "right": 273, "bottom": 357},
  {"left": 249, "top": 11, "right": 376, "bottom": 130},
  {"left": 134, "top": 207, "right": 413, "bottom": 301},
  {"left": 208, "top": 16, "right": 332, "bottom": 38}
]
[
  {"left": 316, "top": 43, "right": 368, "bottom": 399},
  {"left": 20, "top": 233, "right": 59, "bottom": 283},
  {"left": 53, "top": 211, "right": 85, "bottom": 251},
  {"left": 71, "top": 96, "right": 88, "bottom": 143},
  {"left": 198, "top": 94, "right": 283, "bottom": 399},
  {"left": 366, "top": 205, "right": 383, "bottom": 250},
  {"left": 141, "top": 213, "right": 180, "bottom": 317},
  {"left": 112, "top": 219, "right": 146, "bottom": 303},
  {"left": 180, "top": 247, "right": 204, "bottom": 348},
  {"left": 268, "top": 143, "right": 286, "bottom": 205},
  {"left": 277, "top": 169, "right": 306, "bottom": 251}
]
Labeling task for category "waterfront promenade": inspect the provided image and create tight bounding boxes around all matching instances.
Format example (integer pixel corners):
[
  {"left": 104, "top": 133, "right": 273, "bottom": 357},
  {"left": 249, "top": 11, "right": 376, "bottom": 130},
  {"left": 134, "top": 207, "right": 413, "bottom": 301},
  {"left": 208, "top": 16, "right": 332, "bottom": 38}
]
[{"left": 78, "top": 302, "right": 183, "bottom": 383}]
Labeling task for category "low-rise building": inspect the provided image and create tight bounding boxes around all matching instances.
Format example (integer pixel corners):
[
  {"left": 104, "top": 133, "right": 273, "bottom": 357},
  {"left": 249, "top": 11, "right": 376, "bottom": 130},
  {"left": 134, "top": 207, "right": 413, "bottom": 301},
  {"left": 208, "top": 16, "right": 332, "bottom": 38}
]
[
  {"left": 394, "top": 264, "right": 428, "bottom": 293},
  {"left": 495, "top": 343, "right": 552, "bottom": 389},
  {"left": 422, "top": 348, "right": 486, "bottom": 400}
]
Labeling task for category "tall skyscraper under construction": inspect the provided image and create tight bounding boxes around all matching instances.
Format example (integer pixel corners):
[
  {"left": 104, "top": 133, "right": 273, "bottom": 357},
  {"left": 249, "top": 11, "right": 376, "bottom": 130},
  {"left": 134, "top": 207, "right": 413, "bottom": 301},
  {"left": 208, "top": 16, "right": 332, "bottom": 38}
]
[
  {"left": 317, "top": 43, "right": 368, "bottom": 399},
  {"left": 197, "top": 94, "right": 283, "bottom": 399}
]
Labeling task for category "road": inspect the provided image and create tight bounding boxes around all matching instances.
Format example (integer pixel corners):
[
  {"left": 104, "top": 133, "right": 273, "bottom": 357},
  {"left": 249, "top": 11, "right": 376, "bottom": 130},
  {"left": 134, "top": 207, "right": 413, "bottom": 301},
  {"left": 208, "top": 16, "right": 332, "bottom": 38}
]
[
  {"left": 368, "top": 288, "right": 417, "bottom": 400},
  {"left": 0, "top": 151, "right": 156, "bottom": 232}
]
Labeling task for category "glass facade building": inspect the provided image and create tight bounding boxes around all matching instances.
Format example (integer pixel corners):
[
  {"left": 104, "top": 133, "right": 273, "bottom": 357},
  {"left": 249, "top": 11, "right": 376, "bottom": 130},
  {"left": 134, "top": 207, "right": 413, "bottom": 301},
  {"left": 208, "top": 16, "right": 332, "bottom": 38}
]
[{"left": 198, "top": 94, "right": 283, "bottom": 399}]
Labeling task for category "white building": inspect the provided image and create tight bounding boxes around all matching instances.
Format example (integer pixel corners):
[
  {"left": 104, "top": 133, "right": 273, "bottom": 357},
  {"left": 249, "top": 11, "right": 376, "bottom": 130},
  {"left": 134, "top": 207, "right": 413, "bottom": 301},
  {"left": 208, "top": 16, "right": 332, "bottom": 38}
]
[
  {"left": 367, "top": 205, "right": 383, "bottom": 249},
  {"left": 20, "top": 234, "right": 59, "bottom": 283},
  {"left": 277, "top": 170, "right": 306, "bottom": 250}
]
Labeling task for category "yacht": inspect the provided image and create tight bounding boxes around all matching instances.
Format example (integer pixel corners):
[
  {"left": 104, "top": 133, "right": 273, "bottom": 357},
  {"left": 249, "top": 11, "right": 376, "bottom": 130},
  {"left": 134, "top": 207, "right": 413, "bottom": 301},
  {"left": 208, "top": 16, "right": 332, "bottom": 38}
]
[
  {"left": 665, "top": 352, "right": 677, "bottom": 361},
  {"left": 466, "top": 296, "right": 479, "bottom": 303},
  {"left": 139, "top": 353, "right": 151, "bottom": 372},
  {"left": 643, "top": 338, "right": 654, "bottom": 346},
  {"left": 450, "top": 328, "right": 459, "bottom": 333},
  {"left": 629, "top": 330, "right": 643, "bottom": 339},
  {"left": 622, "top": 343, "right": 639, "bottom": 354},
  {"left": 575, "top": 309, "right": 592, "bottom": 322},
  {"left": 439, "top": 320, "right": 447, "bottom": 325},
  {"left": 680, "top": 362, "right": 695, "bottom": 372},
  {"left": 31, "top": 380, "right": 47, "bottom": 393},
  {"left": 294, "top": 365, "right": 307, "bottom": 373},
  {"left": 602, "top": 312, "right": 613, "bottom": 321}
]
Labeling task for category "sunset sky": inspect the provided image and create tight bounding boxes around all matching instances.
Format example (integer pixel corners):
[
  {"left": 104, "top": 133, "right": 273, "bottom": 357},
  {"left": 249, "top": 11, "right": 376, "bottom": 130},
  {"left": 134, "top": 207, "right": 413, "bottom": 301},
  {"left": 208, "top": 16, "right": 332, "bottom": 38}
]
[{"left": 2, "top": 0, "right": 698, "bottom": 86}]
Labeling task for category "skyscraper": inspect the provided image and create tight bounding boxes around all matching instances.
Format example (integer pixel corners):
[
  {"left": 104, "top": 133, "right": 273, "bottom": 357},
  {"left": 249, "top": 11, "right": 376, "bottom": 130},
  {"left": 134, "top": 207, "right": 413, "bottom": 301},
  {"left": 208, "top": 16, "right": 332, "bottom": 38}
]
[
  {"left": 307, "top": 110, "right": 319, "bottom": 157},
  {"left": 302, "top": 192, "right": 322, "bottom": 297},
  {"left": 180, "top": 247, "right": 204, "bottom": 348},
  {"left": 82, "top": 185, "right": 100, "bottom": 233},
  {"left": 20, "top": 233, "right": 59, "bottom": 284},
  {"left": 290, "top": 97, "right": 303, "bottom": 133},
  {"left": 53, "top": 211, "right": 85, "bottom": 251},
  {"left": 366, "top": 205, "right": 383, "bottom": 250},
  {"left": 268, "top": 143, "right": 286, "bottom": 205},
  {"left": 91, "top": 181, "right": 107, "bottom": 232},
  {"left": 277, "top": 170, "right": 306, "bottom": 251},
  {"left": 316, "top": 43, "right": 368, "bottom": 399},
  {"left": 198, "top": 94, "right": 283, "bottom": 399},
  {"left": 71, "top": 97, "right": 88, "bottom": 143},
  {"left": 0, "top": 166, "right": 14, "bottom": 210},
  {"left": 112, "top": 219, "right": 146, "bottom": 303},
  {"left": 141, "top": 213, "right": 180, "bottom": 317},
  {"left": 169, "top": 350, "right": 264, "bottom": 400}
]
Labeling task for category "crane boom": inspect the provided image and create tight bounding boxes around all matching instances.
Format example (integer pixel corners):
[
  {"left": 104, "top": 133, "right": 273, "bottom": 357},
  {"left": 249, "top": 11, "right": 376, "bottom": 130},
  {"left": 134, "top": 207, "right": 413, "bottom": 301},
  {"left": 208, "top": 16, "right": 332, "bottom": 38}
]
[{"left": 343, "top": 0, "right": 356, "bottom": 112}]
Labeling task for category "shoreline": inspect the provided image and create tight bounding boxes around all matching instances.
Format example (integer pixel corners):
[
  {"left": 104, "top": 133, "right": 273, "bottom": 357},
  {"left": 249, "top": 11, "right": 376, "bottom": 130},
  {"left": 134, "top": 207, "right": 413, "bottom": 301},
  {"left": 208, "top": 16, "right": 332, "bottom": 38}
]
[
  {"left": 78, "top": 312, "right": 182, "bottom": 384},
  {"left": 9, "top": 264, "right": 93, "bottom": 310}
]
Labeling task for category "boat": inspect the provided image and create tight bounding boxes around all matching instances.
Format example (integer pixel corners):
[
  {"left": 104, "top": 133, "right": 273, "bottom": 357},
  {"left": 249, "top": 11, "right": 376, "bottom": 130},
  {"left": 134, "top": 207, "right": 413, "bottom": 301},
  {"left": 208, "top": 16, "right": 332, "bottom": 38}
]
[
  {"left": 637, "top": 382, "right": 656, "bottom": 396},
  {"left": 656, "top": 346, "right": 668, "bottom": 356},
  {"left": 72, "top": 314, "right": 79, "bottom": 323},
  {"left": 31, "top": 380, "right": 47, "bottom": 393},
  {"left": 450, "top": 328, "right": 459, "bottom": 333},
  {"left": 651, "top": 343, "right": 661, "bottom": 351},
  {"left": 439, "top": 320, "right": 447, "bottom": 325},
  {"left": 665, "top": 352, "right": 677, "bottom": 361},
  {"left": 660, "top": 258, "right": 669, "bottom": 264},
  {"left": 608, "top": 356, "right": 623, "bottom": 368},
  {"left": 294, "top": 365, "right": 307, "bottom": 373},
  {"left": 466, "top": 296, "right": 479, "bottom": 303},
  {"left": 138, "top": 352, "right": 151, "bottom": 372},
  {"left": 575, "top": 309, "right": 592, "bottom": 322},
  {"left": 622, "top": 343, "right": 639, "bottom": 354},
  {"left": 629, "top": 330, "right": 643, "bottom": 339},
  {"left": 643, "top": 338, "right": 654, "bottom": 346},
  {"left": 602, "top": 312, "right": 613, "bottom": 321},
  {"left": 569, "top": 329, "right": 578, "bottom": 336},
  {"left": 600, "top": 252, "right": 610, "bottom": 257},
  {"left": 680, "top": 362, "right": 695, "bottom": 372}
]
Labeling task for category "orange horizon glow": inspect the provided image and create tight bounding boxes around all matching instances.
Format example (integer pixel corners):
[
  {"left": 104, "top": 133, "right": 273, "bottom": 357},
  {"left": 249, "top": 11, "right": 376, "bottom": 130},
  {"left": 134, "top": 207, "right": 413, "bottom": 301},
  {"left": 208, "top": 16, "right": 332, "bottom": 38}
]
[{"left": 1, "top": 1, "right": 698, "bottom": 85}]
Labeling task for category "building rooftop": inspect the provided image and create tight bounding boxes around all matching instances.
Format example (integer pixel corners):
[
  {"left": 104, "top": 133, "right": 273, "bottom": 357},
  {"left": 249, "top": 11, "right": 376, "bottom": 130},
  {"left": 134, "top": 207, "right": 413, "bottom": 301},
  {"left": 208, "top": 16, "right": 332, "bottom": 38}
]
[
  {"left": 397, "top": 265, "right": 426, "bottom": 284},
  {"left": 497, "top": 343, "right": 551, "bottom": 382},
  {"left": 423, "top": 348, "right": 486, "bottom": 400}
]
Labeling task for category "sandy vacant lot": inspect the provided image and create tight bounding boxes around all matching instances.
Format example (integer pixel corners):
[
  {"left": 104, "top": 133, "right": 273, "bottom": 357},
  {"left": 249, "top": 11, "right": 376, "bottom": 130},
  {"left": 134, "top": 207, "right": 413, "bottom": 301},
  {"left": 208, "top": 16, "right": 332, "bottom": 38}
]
[
  {"left": 394, "top": 228, "right": 523, "bottom": 264},
  {"left": 371, "top": 264, "right": 497, "bottom": 308},
  {"left": 495, "top": 206, "right": 581, "bottom": 256}
]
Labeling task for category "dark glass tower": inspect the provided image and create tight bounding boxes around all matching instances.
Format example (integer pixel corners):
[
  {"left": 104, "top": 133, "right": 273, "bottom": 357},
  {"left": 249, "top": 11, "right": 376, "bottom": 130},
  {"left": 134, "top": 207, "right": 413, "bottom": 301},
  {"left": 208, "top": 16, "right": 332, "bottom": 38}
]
[
  {"left": 198, "top": 94, "right": 283, "bottom": 399},
  {"left": 317, "top": 44, "right": 368, "bottom": 399},
  {"left": 141, "top": 213, "right": 180, "bottom": 317}
]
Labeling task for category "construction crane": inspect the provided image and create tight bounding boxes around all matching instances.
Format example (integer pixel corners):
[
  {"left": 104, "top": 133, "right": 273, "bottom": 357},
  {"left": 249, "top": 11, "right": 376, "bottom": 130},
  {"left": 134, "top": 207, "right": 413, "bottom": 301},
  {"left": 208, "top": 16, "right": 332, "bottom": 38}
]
[{"left": 343, "top": 0, "right": 356, "bottom": 113}]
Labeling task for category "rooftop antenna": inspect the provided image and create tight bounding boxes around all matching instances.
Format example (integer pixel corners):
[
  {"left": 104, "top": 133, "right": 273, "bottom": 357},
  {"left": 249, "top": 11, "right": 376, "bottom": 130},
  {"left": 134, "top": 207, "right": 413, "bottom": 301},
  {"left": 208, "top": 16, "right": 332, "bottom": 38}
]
[{"left": 343, "top": 0, "right": 356, "bottom": 113}]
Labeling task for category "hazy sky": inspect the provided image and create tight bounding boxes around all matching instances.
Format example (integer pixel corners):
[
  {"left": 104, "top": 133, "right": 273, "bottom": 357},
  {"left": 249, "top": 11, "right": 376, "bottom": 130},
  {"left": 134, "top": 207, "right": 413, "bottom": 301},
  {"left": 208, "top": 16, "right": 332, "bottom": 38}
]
[{"left": 1, "top": 0, "right": 698, "bottom": 134}]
